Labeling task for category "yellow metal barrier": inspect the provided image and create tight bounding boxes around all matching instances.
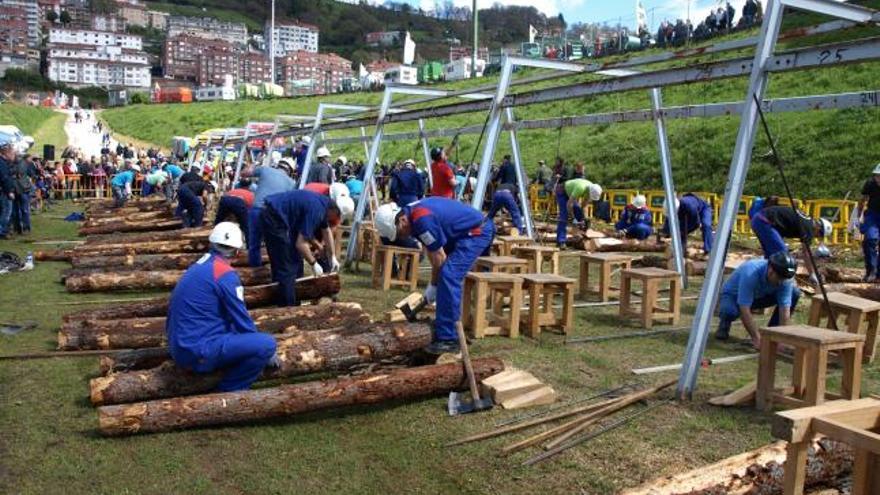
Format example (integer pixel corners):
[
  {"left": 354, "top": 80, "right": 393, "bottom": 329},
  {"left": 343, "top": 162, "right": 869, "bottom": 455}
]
[
  {"left": 735, "top": 195, "right": 754, "bottom": 234},
  {"left": 642, "top": 189, "right": 666, "bottom": 224},
  {"left": 810, "top": 199, "right": 857, "bottom": 245},
  {"left": 607, "top": 189, "right": 638, "bottom": 221}
]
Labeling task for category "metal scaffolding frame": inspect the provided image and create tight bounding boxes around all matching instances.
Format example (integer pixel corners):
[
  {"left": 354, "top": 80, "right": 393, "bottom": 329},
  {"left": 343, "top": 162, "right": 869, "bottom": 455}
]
[{"left": 677, "top": 0, "right": 880, "bottom": 399}]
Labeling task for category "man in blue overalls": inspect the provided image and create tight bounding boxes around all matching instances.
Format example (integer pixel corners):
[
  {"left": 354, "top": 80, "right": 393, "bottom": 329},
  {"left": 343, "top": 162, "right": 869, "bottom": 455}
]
[
  {"left": 260, "top": 189, "right": 341, "bottom": 306},
  {"left": 662, "top": 193, "right": 715, "bottom": 254},
  {"left": 389, "top": 159, "right": 425, "bottom": 207},
  {"left": 858, "top": 164, "right": 880, "bottom": 281},
  {"left": 614, "top": 194, "right": 653, "bottom": 240},
  {"left": 715, "top": 252, "right": 800, "bottom": 348},
  {"left": 242, "top": 158, "right": 297, "bottom": 267},
  {"left": 375, "top": 198, "right": 495, "bottom": 354},
  {"left": 177, "top": 179, "right": 217, "bottom": 228},
  {"left": 166, "top": 222, "right": 277, "bottom": 392},
  {"left": 487, "top": 183, "right": 524, "bottom": 235},
  {"left": 750, "top": 204, "right": 831, "bottom": 285}
]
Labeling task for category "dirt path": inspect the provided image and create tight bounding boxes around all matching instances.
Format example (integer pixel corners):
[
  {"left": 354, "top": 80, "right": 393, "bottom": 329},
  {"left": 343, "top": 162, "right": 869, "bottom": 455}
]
[{"left": 61, "top": 109, "right": 117, "bottom": 158}]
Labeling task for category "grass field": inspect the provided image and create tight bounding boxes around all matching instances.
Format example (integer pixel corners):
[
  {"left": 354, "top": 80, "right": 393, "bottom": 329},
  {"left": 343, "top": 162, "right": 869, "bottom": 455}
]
[
  {"left": 0, "top": 202, "right": 878, "bottom": 493},
  {"left": 102, "top": 4, "right": 880, "bottom": 199},
  {"left": 0, "top": 104, "right": 68, "bottom": 153}
]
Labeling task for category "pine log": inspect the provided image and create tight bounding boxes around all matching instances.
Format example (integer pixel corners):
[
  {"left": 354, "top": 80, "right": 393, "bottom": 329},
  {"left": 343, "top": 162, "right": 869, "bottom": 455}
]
[
  {"left": 73, "top": 238, "right": 211, "bottom": 257},
  {"left": 63, "top": 275, "right": 341, "bottom": 322},
  {"left": 83, "top": 210, "right": 174, "bottom": 227},
  {"left": 83, "top": 227, "right": 211, "bottom": 246},
  {"left": 69, "top": 252, "right": 263, "bottom": 271},
  {"left": 593, "top": 239, "right": 668, "bottom": 253},
  {"left": 97, "top": 357, "right": 504, "bottom": 435},
  {"left": 59, "top": 303, "right": 370, "bottom": 351},
  {"left": 84, "top": 196, "right": 167, "bottom": 210},
  {"left": 64, "top": 266, "right": 273, "bottom": 293},
  {"left": 99, "top": 348, "right": 170, "bottom": 375},
  {"left": 90, "top": 322, "right": 434, "bottom": 406},
  {"left": 34, "top": 249, "right": 76, "bottom": 262},
  {"left": 78, "top": 219, "right": 186, "bottom": 236},
  {"left": 821, "top": 266, "right": 864, "bottom": 284}
]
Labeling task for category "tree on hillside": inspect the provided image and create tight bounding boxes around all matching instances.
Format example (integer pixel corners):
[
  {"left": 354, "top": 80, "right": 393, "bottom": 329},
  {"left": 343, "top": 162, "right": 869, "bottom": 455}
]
[
  {"left": 46, "top": 10, "right": 58, "bottom": 23},
  {"left": 59, "top": 10, "right": 71, "bottom": 25}
]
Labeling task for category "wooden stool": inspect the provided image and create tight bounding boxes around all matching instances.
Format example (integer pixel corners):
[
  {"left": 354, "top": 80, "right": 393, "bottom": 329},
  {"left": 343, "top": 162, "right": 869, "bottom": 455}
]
[
  {"left": 774, "top": 398, "right": 880, "bottom": 494},
  {"left": 371, "top": 245, "right": 420, "bottom": 291},
  {"left": 462, "top": 272, "right": 523, "bottom": 339},
  {"left": 354, "top": 224, "right": 377, "bottom": 272},
  {"left": 490, "top": 240, "right": 504, "bottom": 256},
  {"left": 757, "top": 325, "right": 865, "bottom": 412},
  {"left": 618, "top": 268, "right": 681, "bottom": 328},
  {"left": 579, "top": 253, "right": 633, "bottom": 302},
  {"left": 474, "top": 256, "right": 529, "bottom": 274},
  {"left": 808, "top": 291, "right": 880, "bottom": 363},
  {"left": 512, "top": 245, "right": 560, "bottom": 274},
  {"left": 520, "top": 274, "right": 576, "bottom": 338},
  {"left": 497, "top": 235, "right": 533, "bottom": 256}
]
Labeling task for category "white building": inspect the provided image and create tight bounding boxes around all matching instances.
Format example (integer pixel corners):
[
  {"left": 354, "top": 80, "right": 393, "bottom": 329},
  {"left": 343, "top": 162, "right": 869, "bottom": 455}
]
[
  {"left": 383, "top": 65, "right": 418, "bottom": 86},
  {"left": 444, "top": 57, "right": 486, "bottom": 81},
  {"left": 195, "top": 84, "right": 236, "bottom": 101},
  {"left": 168, "top": 16, "right": 248, "bottom": 46},
  {"left": 46, "top": 28, "right": 151, "bottom": 90},
  {"left": 266, "top": 20, "right": 318, "bottom": 55}
]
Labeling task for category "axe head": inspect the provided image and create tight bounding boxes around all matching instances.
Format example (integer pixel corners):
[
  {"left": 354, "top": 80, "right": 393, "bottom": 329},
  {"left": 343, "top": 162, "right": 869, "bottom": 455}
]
[{"left": 447, "top": 391, "right": 493, "bottom": 416}]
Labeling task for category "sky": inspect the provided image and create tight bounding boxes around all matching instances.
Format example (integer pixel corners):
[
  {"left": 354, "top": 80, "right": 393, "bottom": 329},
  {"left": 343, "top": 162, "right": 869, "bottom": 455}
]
[{"left": 404, "top": 0, "right": 746, "bottom": 31}]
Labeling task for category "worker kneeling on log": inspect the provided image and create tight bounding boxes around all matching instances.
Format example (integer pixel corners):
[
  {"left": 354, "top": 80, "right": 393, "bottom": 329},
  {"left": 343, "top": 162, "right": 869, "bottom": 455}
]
[
  {"left": 661, "top": 194, "right": 715, "bottom": 254},
  {"left": 750, "top": 203, "right": 831, "bottom": 285},
  {"left": 487, "top": 183, "right": 524, "bottom": 235},
  {"left": 177, "top": 179, "right": 217, "bottom": 228},
  {"left": 214, "top": 179, "right": 254, "bottom": 237},
  {"left": 166, "top": 222, "right": 277, "bottom": 392},
  {"left": 260, "top": 189, "right": 342, "bottom": 306},
  {"left": 376, "top": 197, "right": 495, "bottom": 354},
  {"left": 556, "top": 178, "right": 603, "bottom": 248},
  {"left": 614, "top": 194, "right": 653, "bottom": 240},
  {"left": 715, "top": 252, "right": 800, "bottom": 348}
]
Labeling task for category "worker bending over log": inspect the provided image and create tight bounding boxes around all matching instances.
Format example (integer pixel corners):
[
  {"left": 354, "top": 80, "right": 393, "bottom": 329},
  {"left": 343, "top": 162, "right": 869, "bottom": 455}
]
[
  {"left": 166, "top": 222, "right": 277, "bottom": 392},
  {"left": 260, "top": 190, "right": 342, "bottom": 306},
  {"left": 242, "top": 158, "right": 297, "bottom": 267},
  {"left": 749, "top": 201, "right": 831, "bottom": 285},
  {"left": 661, "top": 194, "right": 715, "bottom": 255},
  {"left": 556, "top": 177, "right": 603, "bottom": 248},
  {"left": 614, "top": 194, "right": 653, "bottom": 240},
  {"left": 487, "top": 183, "right": 524, "bottom": 235},
  {"left": 110, "top": 162, "right": 139, "bottom": 208},
  {"left": 176, "top": 178, "right": 217, "bottom": 228},
  {"left": 376, "top": 197, "right": 495, "bottom": 354},
  {"left": 857, "top": 164, "right": 880, "bottom": 282},
  {"left": 390, "top": 159, "right": 425, "bottom": 207},
  {"left": 214, "top": 179, "right": 254, "bottom": 235},
  {"left": 715, "top": 252, "right": 799, "bottom": 348}
]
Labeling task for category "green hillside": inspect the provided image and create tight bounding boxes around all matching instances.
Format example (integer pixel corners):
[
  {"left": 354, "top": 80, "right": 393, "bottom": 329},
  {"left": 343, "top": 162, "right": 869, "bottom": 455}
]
[
  {"left": 0, "top": 104, "right": 68, "bottom": 154},
  {"left": 103, "top": 8, "right": 880, "bottom": 199}
]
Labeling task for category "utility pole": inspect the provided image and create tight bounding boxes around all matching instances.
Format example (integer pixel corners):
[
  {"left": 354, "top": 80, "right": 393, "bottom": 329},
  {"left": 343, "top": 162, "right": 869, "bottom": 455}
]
[
  {"left": 471, "top": 0, "right": 478, "bottom": 79},
  {"left": 269, "top": 0, "right": 275, "bottom": 85}
]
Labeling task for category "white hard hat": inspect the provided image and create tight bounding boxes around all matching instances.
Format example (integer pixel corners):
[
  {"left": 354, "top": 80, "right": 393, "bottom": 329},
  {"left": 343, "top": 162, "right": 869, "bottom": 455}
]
[
  {"left": 209, "top": 180, "right": 219, "bottom": 191},
  {"left": 300, "top": 135, "right": 312, "bottom": 145},
  {"left": 192, "top": 163, "right": 203, "bottom": 172},
  {"left": 873, "top": 163, "right": 880, "bottom": 175},
  {"left": 271, "top": 150, "right": 282, "bottom": 164},
  {"left": 818, "top": 218, "right": 833, "bottom": 238},
  {"left": 588, "top": 183, "right": 603, "bottom": 202},
  {"left": 316, "top": 147, "right": 331, "bottom": 159},
  {"left": 632, "top": 194, "right": 647, "bottom": 209},
  {"left": 337, "top": 155, "right": 348, "bottom": 166},
  {"left": 336, "top": 195, "right": 355, "bottom": 220},
  {"left": 130, "top": 164, "right": 141, "bottom": 172},
  {"left": 375, "top": 203, "right": 402, "bottom": 242},
  {"left": 329, "top": 183, "right": 350, "bottom": 201},
  {"left": 209, "top": 221, "right": 244, "bottom": 249},
  {"left": 277, "top": 158, "right": 294, "bottom": 171}
]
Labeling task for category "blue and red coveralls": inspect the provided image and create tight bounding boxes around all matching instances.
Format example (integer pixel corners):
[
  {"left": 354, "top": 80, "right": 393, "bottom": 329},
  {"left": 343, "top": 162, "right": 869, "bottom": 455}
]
[
  {"left": 214, "top": 187, "right": 254, "bottom": 235},
  {"left": 166, "top": 252, "right": 276, "bottom": 392},
  {"left": 487, "top": 184, "right": 524, "bottom": 234},
  {"left": 260, "top": 190, "right": 329, "bottom": 306},
  {"left": 176, "top": 180, "right": 209, "bottom": 228},
  {"left": 390, "top": 166, "right": 424, "bottom": 207},
  {"left": 402, "top": 198, "right": 495, "bottom": 343},
  {"left": 663, "top": 193, "right": 714, "bottom": 253},
  {"left": 615, "top": 205, "right": 653, "bottom": 239}
]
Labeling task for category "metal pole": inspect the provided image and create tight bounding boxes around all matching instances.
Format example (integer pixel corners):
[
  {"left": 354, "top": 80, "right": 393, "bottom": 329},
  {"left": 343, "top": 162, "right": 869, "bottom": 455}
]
[
  {"left": 345, "top": 89, "right": 393, "bottom": 265},
  {"left": 471, "top": 58, "right": 513, "bottom": 211},
  {"left": 217, "top": 130, "right": 231, "bottom": 190},
  {"left": 232, "top": 124, "right": 254, "bottom": 187},
  {"left": 269, "top": 0, "right": 275, "bottom": 85},
  {"left": 264, "top": 118, "right": 281, "bottom": 166},
  {"left": 298, "top": 107, "right": 325, "bottom": 189},
  {"left": 505, "top": 107, "right": 534, "bottom": 238},
  {"left": 472, "top": 0, "right": 478, "bottom": 79},
  {"left": 677, "top": 0, "right": 785, "bottom": 399},
  {"left": 651, "top": 88, "right": 685, "bottom": 287},
  {"left": 360, "top": 126, "right": 380, "bottom": 214},
  {"left": 418, "top": 119, "right": 433, "bottom": 190}
]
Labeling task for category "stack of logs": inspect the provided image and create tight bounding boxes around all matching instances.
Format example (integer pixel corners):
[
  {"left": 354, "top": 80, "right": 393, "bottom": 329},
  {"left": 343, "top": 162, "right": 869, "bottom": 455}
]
[{"left": 78, "top": 196, "right": 184, "bottom": 236}]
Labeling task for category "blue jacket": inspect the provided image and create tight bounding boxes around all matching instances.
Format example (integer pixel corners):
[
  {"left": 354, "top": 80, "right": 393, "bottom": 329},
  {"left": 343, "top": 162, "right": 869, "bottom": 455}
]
[
  {"left": 263, "top": 189, "right": 329, "bottom": 240},
  {"left": 166, "top": 252, "right": 258, "bottom": 369},
  {"left": 0, "top": 156, "right": 14, "bottom": 194},
  {"left": 390, "top": 168, "right": 424, "bottom": 201},
  {"left": 403, "top": 197, "right": 483, "bottom": 253},
  {"left": 615, "top": 205, "right": 653, "bottom": 231},
  {"left": 495, "top": 161, "right": 518, "bottom": 186},
  {"left": 110, "top": 170, "right": 135, "bottom": 187}
]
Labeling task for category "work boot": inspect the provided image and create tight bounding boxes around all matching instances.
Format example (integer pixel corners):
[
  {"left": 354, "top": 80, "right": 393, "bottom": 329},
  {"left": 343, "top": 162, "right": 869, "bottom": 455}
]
[
  {"left": 863, "top": 272, "right": 877, "bottom": 283},
  {"left": 715, "top": 319, "right": 732, "bottom": 341},
  {"left": 425, "top": 340, "right": 461, "bottom": 355}
]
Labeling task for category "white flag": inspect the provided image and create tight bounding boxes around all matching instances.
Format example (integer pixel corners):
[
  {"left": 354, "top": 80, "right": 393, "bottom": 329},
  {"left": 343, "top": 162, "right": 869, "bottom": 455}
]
[
  {"left": 529, "top": 24, "right": 538, "bottom": 44},
  {"left": 636, "top": 0, "right": 648, "bottom": 31},
  {"left": 403, "top": 31, "right": 416, "bottom": 65}
]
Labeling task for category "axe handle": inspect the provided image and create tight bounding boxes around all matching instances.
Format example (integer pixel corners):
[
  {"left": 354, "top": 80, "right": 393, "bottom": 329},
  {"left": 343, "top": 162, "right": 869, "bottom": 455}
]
[{"left": 456, "top": 321, "right": 482, "bottom": 401}]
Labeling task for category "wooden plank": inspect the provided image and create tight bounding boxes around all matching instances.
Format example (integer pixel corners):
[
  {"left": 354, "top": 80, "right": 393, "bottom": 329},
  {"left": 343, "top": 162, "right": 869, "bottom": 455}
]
[
  {"left": 812, "top": 417, "right": 880, "bottom": 453},
  {"left": 501, "top": 386, "right": 557, "bottom": 410},
  {"left": 486, "top": 375, "right": 544, "bottom": 403},
  {"left": 708, "top": 381, "right": 757, "bottom": 407},
  {"left": 772, "top": 398, "right": 880, "bottom": 442}
]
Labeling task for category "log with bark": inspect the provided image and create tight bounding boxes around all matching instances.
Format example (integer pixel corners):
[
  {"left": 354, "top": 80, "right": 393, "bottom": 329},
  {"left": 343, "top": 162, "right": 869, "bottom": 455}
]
[
  {"left": 64, "top": 266, "right": 273, "bottom": 293},
  {"left": 99, "top": 348, "right": 170, "bottom": 375},
  {"left": 75, "top": 238, "right": 211, "bottom": 257},
  {"left": 78, "top": 219, "right": 187, "bottom": 237},
  {"left": 69, "top": 252, "right": 264, "bottom": 271},
  {"left": 83, "top": 210, "right": 174, "bottom": 227},
  {"left": 97, "top": 357, "right": 504, "bottom": 435},
  {"left": 84, "top": 196, "right": 167, "bottom": 213},
  {"left": 34, "top": 249, "right": 76, "bottom": 262},
  {"left": 59, "top": 303, "right": 370, "bottom": 351},
  {"left": 62, "top": 275, "right": 341, "bottom": 322},
  {"left": 83, "top": 227, "right": 211, "bottom": 246},
  {"left": 591, "top": 238, "right": 669, "bottom": 253},
  {"left": 90, "top": 322, "right": 434, "bottom": 405}
]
